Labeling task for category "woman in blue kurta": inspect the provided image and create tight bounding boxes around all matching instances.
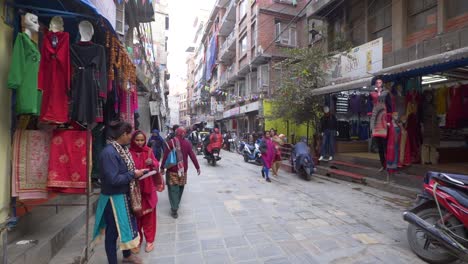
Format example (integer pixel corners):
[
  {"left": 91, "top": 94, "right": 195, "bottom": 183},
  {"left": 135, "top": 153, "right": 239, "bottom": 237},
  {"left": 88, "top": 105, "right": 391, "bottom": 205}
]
[{"left": 93, "top": 121, "right": 146, "bottom": 264}]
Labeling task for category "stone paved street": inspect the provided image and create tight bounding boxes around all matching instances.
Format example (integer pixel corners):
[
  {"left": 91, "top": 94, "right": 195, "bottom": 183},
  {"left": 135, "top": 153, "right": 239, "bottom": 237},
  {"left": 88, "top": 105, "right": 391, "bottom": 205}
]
[{"left": 89, "top": 151, "right": 426, "bottom": 264}]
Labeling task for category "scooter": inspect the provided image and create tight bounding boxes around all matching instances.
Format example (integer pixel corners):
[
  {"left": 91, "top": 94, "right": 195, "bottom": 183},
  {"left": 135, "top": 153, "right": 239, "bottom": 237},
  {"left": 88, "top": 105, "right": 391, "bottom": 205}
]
[
  {"left": 204, "top": 148, "right": 221, "bottom": 166},
  {"left": 292, "top": 154, "right": 316, "bottom": 181},
  {"left": 403, "top": 171, "right": 468, "bottom": 264},
  {"left": 242, "top": 142, "right": 262, "bottom": 165}
]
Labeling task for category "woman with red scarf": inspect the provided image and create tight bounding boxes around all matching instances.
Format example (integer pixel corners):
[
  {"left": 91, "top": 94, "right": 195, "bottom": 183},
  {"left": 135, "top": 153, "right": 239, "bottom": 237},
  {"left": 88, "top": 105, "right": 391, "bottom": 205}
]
[{"left": 129, "top": 131, "right": 164, "bottom": 253}]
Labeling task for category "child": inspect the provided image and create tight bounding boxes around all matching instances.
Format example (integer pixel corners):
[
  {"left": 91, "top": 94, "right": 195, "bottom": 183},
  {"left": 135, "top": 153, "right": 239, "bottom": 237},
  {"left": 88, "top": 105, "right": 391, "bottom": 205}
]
[{"left": 129, "top": 131, "right": 165, "bottom": 253}]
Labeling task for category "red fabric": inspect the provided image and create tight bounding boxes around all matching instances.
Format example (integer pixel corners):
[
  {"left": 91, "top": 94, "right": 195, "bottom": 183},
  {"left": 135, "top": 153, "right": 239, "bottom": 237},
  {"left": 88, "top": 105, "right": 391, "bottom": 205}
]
[
  {"left": 161, "top": 136, "right": 200, "bottom": 173},
  {"left": 47, "top": 130, "right": 87, "bottom": 193},
  {"left": 261, "top": 138, "right": 276, "bottom": 169},
  {"left": 207, "top": 132, "right": 222, "bottom": 152},
  {"left": 406, "top": 113, "right": 422, "bottom": 164},
  {"left": 386, "top": 124, "right": 401, "bottom": 173},
  {"left": 446, "top": 85, "right": 465, "bottom": 128},
  {"left": 129, "top": 131, "right": 162, "bottom": 212},
  {"left": 38, "top": 31, "right": 70, "bottom": 123},
  {"left": 137, "top": 209, "right": 156, "bottom": 244}
]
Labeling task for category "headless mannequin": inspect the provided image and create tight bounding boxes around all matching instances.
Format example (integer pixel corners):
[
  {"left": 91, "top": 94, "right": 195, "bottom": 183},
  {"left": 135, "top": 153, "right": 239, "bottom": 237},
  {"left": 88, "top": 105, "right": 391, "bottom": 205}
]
[
  {"left": 23, "top": 13, "right": 39, "bottom": 39},
  {"left": 49, "top": 16, "right": 64, "bottom": 32},
  {"left": 78, "top": 21, "right": 94, "bottom": 42}
]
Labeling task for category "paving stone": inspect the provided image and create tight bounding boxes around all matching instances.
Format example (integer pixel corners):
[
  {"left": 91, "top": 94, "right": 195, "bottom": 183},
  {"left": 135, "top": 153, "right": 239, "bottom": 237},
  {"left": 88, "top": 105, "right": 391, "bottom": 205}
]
[
  {"left": 288, "top": 253, "right": 320, "bottom": 264},
  {"left": 203, "top": 249, "right": 231, "bottom": 264},
  {"left": 201, "top": 238, "right": 225, "bottom": 251},
  {"left": 175, "top": 252, "right": 204, "bottom": 264},
  {"left": 246, "top": 233, "right": 272, "bottom": 245},
  {"left": 263, "top": 256, "right": 291, "bottom": 264},
  {"left": 176, "top": 231, "right": 198, "bottom": 241},
  {"left": 149, "top": 256, "right": 175, "bottom": 264},
  {"left": 176, "top": 240, "right": 201, "bottom": 254},
  {"left": 152, "top": 242, "right": 176, "bottom": 256},
  {"left": 312, "top": 239, "right": 341, "bottom": 252},
  {"left": 277, "top": 241, "right": 308, "bottom": 255},
  {"left": 351, "top": 233, "right": 379, "bottom": 245},
  {"left": 228, "top": 246, "right": 258, "bottom": 262},
  {"left": 224, "top": 236, "right": 249, "bottom": 248},
  {"left": 254, "top": 243, "right": 284, "bottom": 259},
  {"left": 157, "top": 232, "right": 176, "bottom": 243}
]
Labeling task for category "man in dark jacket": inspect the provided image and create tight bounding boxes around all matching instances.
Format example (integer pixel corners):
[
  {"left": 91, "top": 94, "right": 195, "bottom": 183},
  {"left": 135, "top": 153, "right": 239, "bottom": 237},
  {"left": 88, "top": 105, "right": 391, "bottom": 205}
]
[{"left": 319, "top": 106, "right": 338, "bottom": 161}]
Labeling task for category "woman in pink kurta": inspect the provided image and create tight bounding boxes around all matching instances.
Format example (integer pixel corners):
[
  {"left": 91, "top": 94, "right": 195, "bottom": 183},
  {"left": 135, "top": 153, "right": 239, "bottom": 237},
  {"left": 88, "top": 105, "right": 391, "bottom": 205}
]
[{"left": 260, "top": 131, "right": 276, "bottom": 182}]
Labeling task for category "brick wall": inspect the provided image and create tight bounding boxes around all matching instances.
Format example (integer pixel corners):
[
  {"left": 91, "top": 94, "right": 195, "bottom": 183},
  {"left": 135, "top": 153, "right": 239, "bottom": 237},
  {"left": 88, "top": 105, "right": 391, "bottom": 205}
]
[{"left": 405, "top": 26, "right": 437, "bottom": 47}]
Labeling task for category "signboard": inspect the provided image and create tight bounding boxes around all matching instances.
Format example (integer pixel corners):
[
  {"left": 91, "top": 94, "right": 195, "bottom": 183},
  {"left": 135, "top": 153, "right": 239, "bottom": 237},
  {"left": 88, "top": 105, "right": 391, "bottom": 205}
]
[
  {"left": 149, "top": 101, "right": 159, "bottom": 116},
  {"left": 216, "top": 103, "right": 225, "bottom": 113},
  {"left": 325, "top": 38, "right": 383, "bottom": 83},
  {"left": 90, "top": 0, "right": 116, "bottom": 30},
  {"left": 223, "top": 107, "right": 240, "bottom": 118},
  {"left": 240, "top": 102, "right": 259, "bottom": 114}
]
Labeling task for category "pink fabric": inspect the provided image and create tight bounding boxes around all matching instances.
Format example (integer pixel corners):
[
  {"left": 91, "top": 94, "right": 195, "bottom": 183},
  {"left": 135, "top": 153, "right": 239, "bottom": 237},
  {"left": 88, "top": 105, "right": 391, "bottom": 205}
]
[{"left": 261, "top": 138, "right": 276, "bottom": 169}]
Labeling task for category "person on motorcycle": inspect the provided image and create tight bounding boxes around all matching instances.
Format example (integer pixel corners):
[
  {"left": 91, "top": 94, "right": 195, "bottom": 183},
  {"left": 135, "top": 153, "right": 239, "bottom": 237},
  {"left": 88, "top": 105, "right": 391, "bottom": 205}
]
[
  {"left": 292, "top": 137, "right": 315, "bottom": 173},
  {"left": 207, "top": 128, "right": 223, "bottom": 154}
]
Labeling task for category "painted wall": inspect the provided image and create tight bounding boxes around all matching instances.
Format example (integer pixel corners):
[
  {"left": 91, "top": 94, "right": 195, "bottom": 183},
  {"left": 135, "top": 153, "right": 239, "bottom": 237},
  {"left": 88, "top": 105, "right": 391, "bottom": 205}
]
[
  {"left": 0, "top": 0, "right": 13, "bottom": 224},
  {"left": 263, "top": 101, "right": 315, "bottom": 144}
]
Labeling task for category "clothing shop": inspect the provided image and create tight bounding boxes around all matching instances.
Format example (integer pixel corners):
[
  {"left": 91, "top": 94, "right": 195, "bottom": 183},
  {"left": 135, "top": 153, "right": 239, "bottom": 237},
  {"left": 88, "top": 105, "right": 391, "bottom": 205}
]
[
  {"left": 5, "top": 0, "right": 141, "bottom": 219},
  {"left": 314, "top": 51, "right": 468, "bottom": 173}
]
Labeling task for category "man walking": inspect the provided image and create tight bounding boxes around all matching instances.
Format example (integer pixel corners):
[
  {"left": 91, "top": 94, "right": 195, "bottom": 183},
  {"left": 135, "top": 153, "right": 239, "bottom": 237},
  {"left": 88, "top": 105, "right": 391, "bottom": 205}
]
[{"left": 161, "top": 127, "right": 200, "bottom": 219}]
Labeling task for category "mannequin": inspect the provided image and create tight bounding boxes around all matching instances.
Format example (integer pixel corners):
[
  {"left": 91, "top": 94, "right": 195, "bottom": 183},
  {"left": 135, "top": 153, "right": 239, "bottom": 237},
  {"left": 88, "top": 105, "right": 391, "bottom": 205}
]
[
  {"left": 386, "top": 112, "right": 401, "bottom": 182},
  {"left": 49, "top": 16, "right": 64, "bottom": 32},
  {"left": 319, "top": 106, "right": 338, "bottom": 162},
  {"left": 38, "top": 16, "right": 70, "bottom": 123},
  {"left": 78, "top": 20, "right": 94, "bottom": 42},
  {"left": 23, "top": 13, "right": 39, "bottom": 39},
  {"left": 8, "top": 13, "right": 42, "bottom": 115}
]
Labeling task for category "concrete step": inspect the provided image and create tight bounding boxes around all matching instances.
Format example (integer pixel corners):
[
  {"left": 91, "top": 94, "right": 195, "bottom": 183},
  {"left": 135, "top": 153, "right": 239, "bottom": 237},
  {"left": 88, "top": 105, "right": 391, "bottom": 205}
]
[{"left": 7, "top": 193, "right": 98, "bottom": 264}]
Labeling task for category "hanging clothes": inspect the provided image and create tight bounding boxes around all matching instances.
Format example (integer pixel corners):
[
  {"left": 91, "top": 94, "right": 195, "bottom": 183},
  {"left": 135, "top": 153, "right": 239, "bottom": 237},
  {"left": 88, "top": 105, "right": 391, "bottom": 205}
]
[
  {"left": 12, "top": 130, "right": 52, "bottom": 200},
  {"left": 386, "top": 123, "right": 401, "bottom": 173},
  {"left": 369, "top": 90, "right": 392, "bottom": 138},
  {"left": 435, "top": 86, "right": 448, "bottom": 115},
  {"left": 399, "top": 126, "right": 411, "bottom": 167},
  {"left": 38, "top": 31, "right": 70, "bottom": 123},
  {"left": 446, "top": 85, "right": 464, "bottom": 129},
  {"left": 47, "top": 130, "right": 88, "bottom": 193},
  {"left": 405, "top": 91, "right": 422, "bottom": 163},
  {"left": 8, "top": 33, "right": 42, "bottom": 115},
  {"left": 70, "top": 42, "right": 107, "bottom": 124},
  {"left": 119, "top": 85, "right": 138, "bottom": 128}
]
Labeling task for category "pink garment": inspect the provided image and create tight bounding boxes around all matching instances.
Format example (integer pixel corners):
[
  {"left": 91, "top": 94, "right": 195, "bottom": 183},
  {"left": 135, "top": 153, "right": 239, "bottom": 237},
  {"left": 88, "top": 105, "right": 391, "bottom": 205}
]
[
  {"left": 119, "top": 86, "right": 137, "bottom": 128},
  {"left": 261, "top": 138, "right": 276, "bottom": 169}
]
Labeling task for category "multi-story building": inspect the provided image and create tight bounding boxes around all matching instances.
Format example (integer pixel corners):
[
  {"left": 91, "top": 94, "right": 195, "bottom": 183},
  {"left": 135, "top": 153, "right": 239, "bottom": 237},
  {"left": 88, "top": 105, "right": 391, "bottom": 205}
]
[
  {"left": 168, "top": 93, "right": 181, "bottom": 126},
  {"left": 179, "top": 93, "right": 189, "bottom": 126},
  {"left": 188, "top": 0, "right": 309, "bottom": 134}
]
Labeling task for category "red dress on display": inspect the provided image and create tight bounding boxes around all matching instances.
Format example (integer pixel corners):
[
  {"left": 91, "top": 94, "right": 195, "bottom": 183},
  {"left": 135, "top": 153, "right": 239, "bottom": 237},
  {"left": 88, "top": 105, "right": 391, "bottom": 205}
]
[
  {"left": 446, "top": 85, "right": 465, "bottom": 128},
  {"left": 38, "top": 31, "right": 70, "bottom": 123},
  {"left": 47, "top": 130, "right": 88, "bottom": 193},
  {"left": 405, "top": 91, "right": 422, "bottom": 163}
]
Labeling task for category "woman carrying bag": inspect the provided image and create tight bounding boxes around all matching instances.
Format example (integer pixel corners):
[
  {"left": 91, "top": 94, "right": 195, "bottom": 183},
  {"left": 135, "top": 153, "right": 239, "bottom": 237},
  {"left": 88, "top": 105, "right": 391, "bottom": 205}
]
[{"left": 129, "top": 131, "right": 165, "bottom": 253}]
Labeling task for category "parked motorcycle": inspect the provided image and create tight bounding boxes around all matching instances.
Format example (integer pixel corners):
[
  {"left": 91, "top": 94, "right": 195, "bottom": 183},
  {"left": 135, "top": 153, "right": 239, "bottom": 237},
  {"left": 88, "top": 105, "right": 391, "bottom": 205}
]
[
  {"left": 241, "top": 142, "right": 262, "bottom": 165},
  {"left": 403, "top": 171, "right": 468, "bottom": 264},
  {"left": 292, "top": 154, "right": 316, "bottom": 181},
  {"left": 204, "top": 148, "right": 221, "bottom": 166},
  {"left": 195, "top": 142, "right": 203, "bottom": 155}
]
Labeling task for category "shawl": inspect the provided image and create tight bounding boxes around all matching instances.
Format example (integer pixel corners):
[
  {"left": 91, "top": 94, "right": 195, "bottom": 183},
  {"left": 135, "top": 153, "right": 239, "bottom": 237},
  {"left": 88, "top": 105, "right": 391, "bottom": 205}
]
[{"left": 109, "top": 140, "right": 135, "bottom": 172}]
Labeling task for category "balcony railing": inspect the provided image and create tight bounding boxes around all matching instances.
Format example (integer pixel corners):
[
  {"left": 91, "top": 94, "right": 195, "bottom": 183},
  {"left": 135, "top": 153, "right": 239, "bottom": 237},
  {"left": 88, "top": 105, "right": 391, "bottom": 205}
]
[{"left": 220, "top": 29, "right": 236, "bottom": 59}]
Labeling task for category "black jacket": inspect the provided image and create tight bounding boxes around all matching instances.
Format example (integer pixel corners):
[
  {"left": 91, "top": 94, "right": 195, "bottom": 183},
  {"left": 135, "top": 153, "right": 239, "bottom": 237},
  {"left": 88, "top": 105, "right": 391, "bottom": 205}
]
[{"left": 320, "top": 114, "right": 337, "bottom": 131}]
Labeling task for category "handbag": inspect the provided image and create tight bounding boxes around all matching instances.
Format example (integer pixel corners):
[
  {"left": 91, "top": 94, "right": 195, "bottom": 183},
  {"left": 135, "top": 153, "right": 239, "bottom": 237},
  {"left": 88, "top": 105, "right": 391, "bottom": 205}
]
[
  {"left": 129, "top": 179, "right": 142, "bottom": 216},
  {"left": 164, "top": 139, "right": 177, "bottom": 169}
]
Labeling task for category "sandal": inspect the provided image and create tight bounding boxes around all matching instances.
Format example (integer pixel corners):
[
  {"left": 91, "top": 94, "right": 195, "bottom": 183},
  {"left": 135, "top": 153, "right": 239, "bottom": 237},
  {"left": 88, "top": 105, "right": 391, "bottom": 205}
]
[
  {"left": 130, "top": 247, "right": 140, "bottom": 254},
  {"left": 145, "top": 242, "right": 155, "bottom": 253},
  {"left": 123, "top": 254, "right": 143, "bottom": 264}
]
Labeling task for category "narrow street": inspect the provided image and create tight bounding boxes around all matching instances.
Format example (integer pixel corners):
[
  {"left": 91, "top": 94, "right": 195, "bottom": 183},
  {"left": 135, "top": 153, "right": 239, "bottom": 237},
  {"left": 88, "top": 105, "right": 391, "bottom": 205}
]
[{"left": 90, "top": 151, "right": 424, "bottom": 264}]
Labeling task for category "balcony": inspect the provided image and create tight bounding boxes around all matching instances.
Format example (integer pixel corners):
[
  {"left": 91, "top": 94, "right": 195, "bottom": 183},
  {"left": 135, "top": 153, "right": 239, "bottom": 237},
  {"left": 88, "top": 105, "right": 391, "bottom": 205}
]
[
  {"left": 219, "top": 0, "right": 236, "bottom": 37},
  {"left": 219, "top": 29, "right": 236, "bottom": 63},
  {"left": 219, "top": 66, "right": 237, "bottom": 88}
]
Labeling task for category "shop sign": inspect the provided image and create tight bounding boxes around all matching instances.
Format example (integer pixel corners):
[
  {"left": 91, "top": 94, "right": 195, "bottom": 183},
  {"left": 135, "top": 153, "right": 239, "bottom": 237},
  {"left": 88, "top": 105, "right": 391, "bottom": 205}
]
[
  {"left": 149, "top": 101, "right": 159, "bottom": 116},
  {"left": 217, "top": 103, "right": 224, "bottom": 112},
  {"left": 325, "top": 38, "right": 383, "bottom": 82},
  {"left": 223, "top": 107, "right": 240, "bottom": 118},
  {"left": 240, "top": 101, "right": 260, "bottom": 114},
  {"left": 90, "top": 0, "right": 116, "bottom": 30}
]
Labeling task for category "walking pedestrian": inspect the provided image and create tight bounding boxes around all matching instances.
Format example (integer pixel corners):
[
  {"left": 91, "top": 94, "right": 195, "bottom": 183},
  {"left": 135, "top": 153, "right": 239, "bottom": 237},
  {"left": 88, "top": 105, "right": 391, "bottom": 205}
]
[
  {"left": 129, "top": 131, "right": 165, "bottom": 254},
  {"left": 270, "top": 129, "right": 283, "bottom": 176},
  {"left": 161, "top": 127, "right": 201, "bottom": 219},
  {"left": 147, "top": 129, "right": 165, "bottom": 161},
  {"left": 92, "top": 121, "right": 144, "bottom": 264},
  {"left": 259, "top": 131, "right": 275, "bottom": 183}
]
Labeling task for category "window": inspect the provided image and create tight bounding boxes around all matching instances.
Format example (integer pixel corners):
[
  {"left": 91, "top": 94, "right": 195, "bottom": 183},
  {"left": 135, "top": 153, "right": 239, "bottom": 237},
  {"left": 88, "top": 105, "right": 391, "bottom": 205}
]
[
  {"left": 368, "top": 0, "right": 392, "bottom": 42},
  {"left": 251, "top": 22, "right": 257, "bottom": 48},
  {"left": 257, "top": 64, "right": 269, "bottom": 90},
  {"left": 275, "top": 22, "right": 297, "bottom": 47},
  {"left": 165, "top": 36, "right": 168, "bottom": 52},
  {"left": 237, "top": 81, "right": 246, "bottom": 97},
  {"left": 308, "top": 18, "right": 325, "bottom": 46},
  {"left": 446, "top": 0, "right": 468, "bottom": 19},
  {"left": 239, "top": 0, "right": 247, "bottom": 20},
  {"left": 115, "top": 1, "right": 125, "bottom": 35},
  {"left": 165, "top": 16, "right": 170, "bottom": 30},
  {"left": 246, "top": 72, "right": 257, "bottom": 94},
  {"left": 407, "top": 0, "right": 437, "bottom": 34},
  {"left": 239, "top": 35, "right": 247, "bottom": 55}
]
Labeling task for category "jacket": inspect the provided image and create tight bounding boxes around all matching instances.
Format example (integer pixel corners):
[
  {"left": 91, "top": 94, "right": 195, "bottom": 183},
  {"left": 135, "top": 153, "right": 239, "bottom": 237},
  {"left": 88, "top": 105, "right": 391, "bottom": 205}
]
[{"left": 99, "top": 144, "right": 134, "bottom": 195}]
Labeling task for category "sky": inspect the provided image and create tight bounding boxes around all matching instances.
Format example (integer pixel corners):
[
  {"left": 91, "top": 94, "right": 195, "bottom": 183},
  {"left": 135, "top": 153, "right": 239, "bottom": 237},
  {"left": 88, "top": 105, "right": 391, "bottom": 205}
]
[{"left": 167, "top": 0, "right": 215, "bottom": 95}]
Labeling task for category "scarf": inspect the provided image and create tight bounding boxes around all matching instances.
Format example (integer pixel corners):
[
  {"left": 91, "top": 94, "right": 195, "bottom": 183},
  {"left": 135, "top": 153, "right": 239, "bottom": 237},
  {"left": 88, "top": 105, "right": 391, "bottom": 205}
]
[
  {"left": 130, "top": 131, "right": 151, "bottom": 153},
  {"left": 109, "top": 140, "right": 135, "bottom": 172},
  {"left": 173, "top": 137, "right": 185, "bottom": 177}
]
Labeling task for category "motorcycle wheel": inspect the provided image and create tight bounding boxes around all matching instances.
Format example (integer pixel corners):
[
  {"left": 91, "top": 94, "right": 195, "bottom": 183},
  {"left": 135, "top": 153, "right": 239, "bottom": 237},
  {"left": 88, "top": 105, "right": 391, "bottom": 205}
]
[
  {"left": 407, "top": 207, "right": 464, "bottom": 264},
  {"left": 243, "top": 154, "right": 249, "bottom": 162},
  {"left": 299, "top": 168, "right": 311, "bottom": 181}
]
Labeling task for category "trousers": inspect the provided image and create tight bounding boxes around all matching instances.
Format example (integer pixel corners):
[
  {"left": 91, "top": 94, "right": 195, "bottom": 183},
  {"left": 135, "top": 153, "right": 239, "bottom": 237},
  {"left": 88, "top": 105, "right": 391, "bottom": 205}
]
[
  {"left": 321, "top": 130, "right": 336, "bottom": 157},
  {"left": 103, "top": 202, "right": 131, "bottom": 264},
  {"left": 167, "top": 184, "right": 185, "bottom": 211},
  {"left": 137, "top": 210, "right": 157, "bottom": 244},
  {"left": 374, "top": 137, "right": 387, "bottom": 168}
]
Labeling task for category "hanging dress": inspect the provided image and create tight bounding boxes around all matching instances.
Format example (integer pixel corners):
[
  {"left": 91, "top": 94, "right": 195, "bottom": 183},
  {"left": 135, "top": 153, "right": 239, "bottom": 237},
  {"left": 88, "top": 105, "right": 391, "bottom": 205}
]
[
  {"left": 70, "top": 42, "right": 107, "bottom": 124},
  {"left": 38, "top": 31, "right": 70, "bottom": 123}
]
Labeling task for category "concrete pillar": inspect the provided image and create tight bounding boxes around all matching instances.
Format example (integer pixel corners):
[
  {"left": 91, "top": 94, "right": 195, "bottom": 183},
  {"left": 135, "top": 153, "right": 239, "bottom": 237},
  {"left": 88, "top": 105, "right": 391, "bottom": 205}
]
[
  {"left": 364, "top": 0, "right": 369, "bottom": 42},
  {"left": 437, "top": 0, "right": 446, "bottom": 34},
  {"left": 392, "top": 0, "right": 406, "bottom": 50}
]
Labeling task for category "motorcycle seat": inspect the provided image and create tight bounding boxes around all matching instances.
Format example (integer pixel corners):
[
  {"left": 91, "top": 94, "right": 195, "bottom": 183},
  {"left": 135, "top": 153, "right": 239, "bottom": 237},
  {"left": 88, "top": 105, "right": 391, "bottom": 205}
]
[
  {"left": 438, "top": 186, "right": 468, "bottom": 208},
  {"left": 429, "top": 171, "right": 468, "bottom": 186}
]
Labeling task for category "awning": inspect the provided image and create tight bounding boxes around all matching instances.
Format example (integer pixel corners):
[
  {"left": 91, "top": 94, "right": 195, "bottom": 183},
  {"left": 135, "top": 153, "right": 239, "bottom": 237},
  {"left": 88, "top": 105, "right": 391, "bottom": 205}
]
[
  {"left": 379, "top": 46, "right": 468, "bottom": 81},
  {"left": 310, "top": 77, "right": 373, "bottom": 96}
]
